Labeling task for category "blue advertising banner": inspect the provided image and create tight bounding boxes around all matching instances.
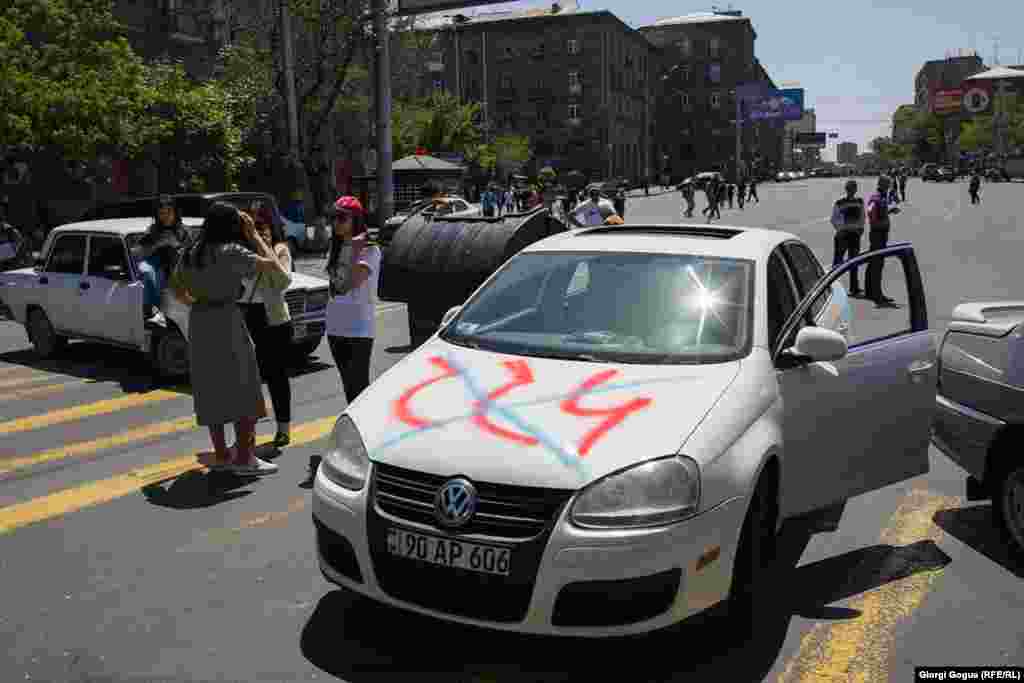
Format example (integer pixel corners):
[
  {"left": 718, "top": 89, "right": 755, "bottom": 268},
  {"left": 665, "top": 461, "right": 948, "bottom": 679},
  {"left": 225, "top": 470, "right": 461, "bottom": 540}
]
[{"left": 738, "top": 84, "right": 805, "bottom": 122}]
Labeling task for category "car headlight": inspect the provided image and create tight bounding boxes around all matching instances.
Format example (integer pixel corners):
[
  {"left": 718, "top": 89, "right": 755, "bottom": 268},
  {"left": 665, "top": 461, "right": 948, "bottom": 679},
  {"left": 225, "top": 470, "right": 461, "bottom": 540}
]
[
  {"left": 570, "top": 456, "right": 700, "bottom": 529},
  {"left": 320, "top": 415, "right": 370, "bottom": 491}
]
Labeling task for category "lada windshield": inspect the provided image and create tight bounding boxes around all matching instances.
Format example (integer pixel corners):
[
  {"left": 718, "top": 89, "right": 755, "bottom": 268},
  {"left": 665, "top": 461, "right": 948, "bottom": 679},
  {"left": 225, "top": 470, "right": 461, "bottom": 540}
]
[{"left": 441, "top": 251, "right": 755, "bottom": 364}]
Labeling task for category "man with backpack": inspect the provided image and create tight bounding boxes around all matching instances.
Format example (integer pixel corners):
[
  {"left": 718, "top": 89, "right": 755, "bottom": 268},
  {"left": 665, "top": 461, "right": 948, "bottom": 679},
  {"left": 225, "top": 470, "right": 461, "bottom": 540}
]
[
  {"left": 830, "top": 180, "right": 866, "bottom": 297},
  {"left": 969, "top": 171, "right": 982, "bottom": 205}
]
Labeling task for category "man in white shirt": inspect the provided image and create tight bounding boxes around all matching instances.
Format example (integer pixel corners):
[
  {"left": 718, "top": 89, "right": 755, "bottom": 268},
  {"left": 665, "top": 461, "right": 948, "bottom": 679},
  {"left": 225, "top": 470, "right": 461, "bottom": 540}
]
[{"left": 571, "top": 187, "right": 617, "bottom": 227}]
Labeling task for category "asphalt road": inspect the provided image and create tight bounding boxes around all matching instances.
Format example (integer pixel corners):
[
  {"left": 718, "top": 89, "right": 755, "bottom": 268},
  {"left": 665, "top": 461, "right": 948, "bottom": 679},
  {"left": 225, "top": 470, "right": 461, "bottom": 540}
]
[{"left": 1, "top": 177, "right": 1022, "bottom": 683}]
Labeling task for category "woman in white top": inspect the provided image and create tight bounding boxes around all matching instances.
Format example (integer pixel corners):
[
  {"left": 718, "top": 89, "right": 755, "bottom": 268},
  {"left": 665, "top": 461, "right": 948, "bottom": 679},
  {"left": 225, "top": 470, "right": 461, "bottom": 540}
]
[{"left": 324, "top": 196, "right": 382, "bottom": 403}]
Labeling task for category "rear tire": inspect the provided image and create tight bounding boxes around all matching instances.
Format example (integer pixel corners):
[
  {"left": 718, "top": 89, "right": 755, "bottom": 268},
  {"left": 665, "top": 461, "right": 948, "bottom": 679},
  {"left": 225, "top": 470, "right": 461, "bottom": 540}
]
[
  {"left": 27, "top": 309, "right": 66, "bottom": 358},
  {"left": 993, "top": 463, "right": 1024, "bottom": 559},
  {"left": 727, "top": 472, "right": 779, "bottom": 635}
]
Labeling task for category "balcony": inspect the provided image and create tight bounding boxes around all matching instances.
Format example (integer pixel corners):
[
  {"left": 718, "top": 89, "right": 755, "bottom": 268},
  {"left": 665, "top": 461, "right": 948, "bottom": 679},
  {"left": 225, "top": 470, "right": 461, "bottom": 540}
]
[{"left": 568, "top": 84, "right": 582, "bottom": 95}]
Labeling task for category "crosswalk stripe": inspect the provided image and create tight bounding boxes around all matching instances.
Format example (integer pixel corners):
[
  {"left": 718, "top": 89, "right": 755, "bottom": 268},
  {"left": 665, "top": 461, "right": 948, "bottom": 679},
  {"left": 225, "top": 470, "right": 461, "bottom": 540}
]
[
  {"left": 0, "top": 415, "right": 337, "bottom": 534},
  {"left": 0, "top": 414, "right": 199, "bottom": 476},
  {"left": 0, "top": 379, "right": 85, "bottom": 404},
  {"left": 0, "top": 387, "right": 187, "bottom": 436}
]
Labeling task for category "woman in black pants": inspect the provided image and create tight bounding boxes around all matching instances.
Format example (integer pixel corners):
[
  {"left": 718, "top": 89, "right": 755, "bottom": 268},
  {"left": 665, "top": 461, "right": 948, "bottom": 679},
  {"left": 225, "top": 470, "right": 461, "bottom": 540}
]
[
  {"left": 324, "top": 196, "right": 382, "bottom": 404},
  {"left": 239, "top": 207, "right": 294, "bottom": 447}
]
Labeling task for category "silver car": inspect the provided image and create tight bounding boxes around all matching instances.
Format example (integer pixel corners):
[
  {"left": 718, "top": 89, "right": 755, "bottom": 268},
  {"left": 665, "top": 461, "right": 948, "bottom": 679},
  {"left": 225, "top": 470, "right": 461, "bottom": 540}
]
[{"left": 932, "top": 301, "right": 1024, "bottom": 556}]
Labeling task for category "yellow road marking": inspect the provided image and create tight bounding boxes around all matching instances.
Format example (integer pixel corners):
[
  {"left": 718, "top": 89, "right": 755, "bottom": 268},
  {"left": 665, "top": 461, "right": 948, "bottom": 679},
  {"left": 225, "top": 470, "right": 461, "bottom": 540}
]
[
  {"left": 198, "top": 497, "right": 309, "bottom": 546},
  {"left": 0, "top": 415, "right": 337, "bottom": 534},
  {"left": 0, "top": 415, "right": 199, "bottom": 475},
  {"left": 0, "top": 373, "right": 70, "bottom": 390},
  {"left": 0, "top": 388, "right": 187, "bottom": 436},
  {"left": 778, "top": 489, "right": 960, "bottom": 683}
]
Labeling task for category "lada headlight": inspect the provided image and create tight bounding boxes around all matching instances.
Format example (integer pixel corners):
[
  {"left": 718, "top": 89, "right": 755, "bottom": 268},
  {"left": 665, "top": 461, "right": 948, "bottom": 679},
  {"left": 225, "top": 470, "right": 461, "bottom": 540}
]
[
  {"left": 320, "top": 415, "right": 370, "bottom": 491},
  {"left": 570, "top": 456, "right": 700, "bottom": 529}
]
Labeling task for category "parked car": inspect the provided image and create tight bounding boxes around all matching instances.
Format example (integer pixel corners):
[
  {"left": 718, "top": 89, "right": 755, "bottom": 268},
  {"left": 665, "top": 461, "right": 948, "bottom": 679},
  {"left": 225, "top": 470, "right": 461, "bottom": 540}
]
[
  {"left": 775, "top": 171, "right": 790, "bottom": 182},
  {"left": 921, "top": 164, "right": 956, "bottom": 182},
  {"left": 0, "top": 218, "right": 329, "bottom": 378},
  {"left": 312, "top": 223, "right": 936, "bottom": 638},
  {"left": 379, "top": 197, "right": 481, "bottom": 246},
  {"left": 77, "top": 192, "right": 331, "bottom": 257},
  {"left": 931, "top": 301, "right": 1024, "bottom": 557}
]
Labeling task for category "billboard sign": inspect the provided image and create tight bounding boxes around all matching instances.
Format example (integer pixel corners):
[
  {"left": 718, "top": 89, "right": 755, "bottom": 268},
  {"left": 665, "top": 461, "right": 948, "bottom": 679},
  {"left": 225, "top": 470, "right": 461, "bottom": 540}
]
[
  {"left": 738, "top": 84, "right": 805, "bottom": 122},
  {"left": 795, "top": 132, "right": 827, "bottom": 148},
  {"left": 933, "top": 88, "right": 963, "bottom": 115}
]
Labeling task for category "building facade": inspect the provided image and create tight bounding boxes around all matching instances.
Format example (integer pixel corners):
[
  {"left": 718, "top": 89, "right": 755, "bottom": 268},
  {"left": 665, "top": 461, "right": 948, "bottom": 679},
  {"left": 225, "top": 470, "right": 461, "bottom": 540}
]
[
  {"left": 422, "top": 5, "right": 655, "bottom": 180},
  {"left": 837, "top": 141, "right": 858, "bottom": 164},
  {"left": 914, "top": 55, "right": 986, "bottom": 112},
  {"left": 639, "top": 11, "right": 780, "bottom": 180},
  {"left": 783, "top": 108, "right": 816, "bottom": 170}
]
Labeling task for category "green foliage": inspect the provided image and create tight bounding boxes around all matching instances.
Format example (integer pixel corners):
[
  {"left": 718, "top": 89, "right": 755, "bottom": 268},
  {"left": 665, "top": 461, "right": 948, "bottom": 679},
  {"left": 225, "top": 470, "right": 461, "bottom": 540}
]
[{"left": 959, "top": 116, "right": 993, "bottom": 152}]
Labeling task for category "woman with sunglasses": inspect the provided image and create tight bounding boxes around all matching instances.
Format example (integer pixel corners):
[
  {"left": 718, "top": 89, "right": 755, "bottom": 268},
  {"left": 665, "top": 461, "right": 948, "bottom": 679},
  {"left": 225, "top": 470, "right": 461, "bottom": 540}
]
[
  {"left": 324, "top": 196, "right": 381, "bottom": 403},
  {"left": 238, "top": 205, "right": 294, "bottom": 448}
]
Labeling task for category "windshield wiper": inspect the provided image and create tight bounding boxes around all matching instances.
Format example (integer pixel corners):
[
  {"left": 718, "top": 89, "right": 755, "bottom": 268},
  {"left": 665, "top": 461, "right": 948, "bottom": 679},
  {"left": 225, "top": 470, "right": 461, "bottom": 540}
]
[{"left": 528, "top": 350, "right": 602, "bottom": 362}]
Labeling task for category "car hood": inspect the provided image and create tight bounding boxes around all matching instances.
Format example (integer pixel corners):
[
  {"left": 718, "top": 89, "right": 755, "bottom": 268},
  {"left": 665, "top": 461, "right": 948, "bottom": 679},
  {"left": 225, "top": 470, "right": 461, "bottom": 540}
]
[{"left": 347, "top": 339, "right": 741, "bottom": 490}]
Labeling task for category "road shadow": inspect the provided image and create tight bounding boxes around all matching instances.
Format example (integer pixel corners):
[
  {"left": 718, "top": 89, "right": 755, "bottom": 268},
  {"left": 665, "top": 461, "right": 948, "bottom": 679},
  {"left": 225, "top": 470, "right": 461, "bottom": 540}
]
[
  {"left": 933, "top": 503, "right": 1024, "bottom": 578},
  {"left": 141, "top": 469, "right": 254, "bottom": 510},
  {"left": 299, "top": 502, "right": 951, "bottom": 682}
]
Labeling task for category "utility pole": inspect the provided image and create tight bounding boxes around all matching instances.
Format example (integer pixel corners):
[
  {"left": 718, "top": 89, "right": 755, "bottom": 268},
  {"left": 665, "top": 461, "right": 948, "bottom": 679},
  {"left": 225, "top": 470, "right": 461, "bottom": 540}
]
[{"left": 373, "top": 0, "right": 394, "bottom": 224}]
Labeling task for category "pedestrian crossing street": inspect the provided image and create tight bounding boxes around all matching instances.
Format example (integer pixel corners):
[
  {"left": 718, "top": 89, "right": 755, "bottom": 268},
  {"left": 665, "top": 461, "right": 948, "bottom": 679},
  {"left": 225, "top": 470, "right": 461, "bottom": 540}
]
[{"left": 0, "top": 302, "right": 407, "bottom": 536}]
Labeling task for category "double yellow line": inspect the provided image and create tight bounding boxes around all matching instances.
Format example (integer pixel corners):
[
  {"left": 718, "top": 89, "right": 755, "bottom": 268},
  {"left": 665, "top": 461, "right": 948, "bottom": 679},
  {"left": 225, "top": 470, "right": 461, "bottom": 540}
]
[{"left": 0, "top": 415, "right": 337, "bottom": 535}]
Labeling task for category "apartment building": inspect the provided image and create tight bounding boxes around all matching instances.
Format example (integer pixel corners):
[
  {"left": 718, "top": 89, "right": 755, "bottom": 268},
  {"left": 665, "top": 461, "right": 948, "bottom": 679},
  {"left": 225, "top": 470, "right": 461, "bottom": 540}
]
[{"left": 837, "top": 141, "right": 858, "bottom": 165}]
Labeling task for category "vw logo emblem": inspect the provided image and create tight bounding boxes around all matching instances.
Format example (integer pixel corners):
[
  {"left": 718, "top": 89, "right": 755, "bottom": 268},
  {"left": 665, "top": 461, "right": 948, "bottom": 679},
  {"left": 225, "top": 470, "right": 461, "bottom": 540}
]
[
  {"left": 964, "top": 88, "right": 990, "bottom": 114},
  {"left": 434, "top": 478, "right": 478, "bottom": 528}
]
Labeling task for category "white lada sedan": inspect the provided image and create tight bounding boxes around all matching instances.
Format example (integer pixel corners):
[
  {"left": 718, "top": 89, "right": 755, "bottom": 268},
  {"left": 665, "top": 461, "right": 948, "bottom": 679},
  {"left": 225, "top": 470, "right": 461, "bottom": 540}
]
[{"left": 312, "top": 223, "right": 936, "bottom": 637}]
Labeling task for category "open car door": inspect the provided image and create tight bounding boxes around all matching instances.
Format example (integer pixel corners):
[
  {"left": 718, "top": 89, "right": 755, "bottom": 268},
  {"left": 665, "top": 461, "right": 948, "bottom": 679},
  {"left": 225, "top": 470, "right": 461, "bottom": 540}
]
[{"left": 774, "top": 242, "right": 936, "bottom": 518}]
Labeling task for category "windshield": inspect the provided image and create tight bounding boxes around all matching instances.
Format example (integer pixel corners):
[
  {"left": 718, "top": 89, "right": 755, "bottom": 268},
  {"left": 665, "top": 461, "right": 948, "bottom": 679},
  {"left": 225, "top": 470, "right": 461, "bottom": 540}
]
[{"left": 441, "top": 252, "right": 754, "bottom": 364}]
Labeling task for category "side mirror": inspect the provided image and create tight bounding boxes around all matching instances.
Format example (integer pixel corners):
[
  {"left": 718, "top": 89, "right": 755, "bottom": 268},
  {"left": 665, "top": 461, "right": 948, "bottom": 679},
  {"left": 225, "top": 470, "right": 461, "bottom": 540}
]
[
  {"left": 441, "top": 306, "right": 461, "bottom": 328},
  {"left": 783, "top": 326, "right": 848, "bottom": 366}
]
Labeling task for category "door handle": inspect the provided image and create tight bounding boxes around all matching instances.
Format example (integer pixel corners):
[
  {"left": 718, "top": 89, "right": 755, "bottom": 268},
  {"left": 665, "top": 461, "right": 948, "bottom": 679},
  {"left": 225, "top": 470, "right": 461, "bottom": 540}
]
[
  {"left": 79, "top": 281, "right": 90, "bottom": 291},
  {"left": 907, "top": 360, "right": 934, "bottom": 382}
]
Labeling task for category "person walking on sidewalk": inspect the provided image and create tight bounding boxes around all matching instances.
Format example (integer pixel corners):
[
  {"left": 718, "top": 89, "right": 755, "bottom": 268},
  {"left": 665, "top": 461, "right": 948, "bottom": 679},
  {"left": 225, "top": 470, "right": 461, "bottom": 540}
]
[
  {"left": 238, "top": 205, "right": 295, "bottom": 449},
  {"left": 865, "top": 176, "right": 901, "bottom": 306},
  {"left": 679, "top": 181, "right": 696, "bottom": 219},
  {"left": 830, "top": 179, "right": 866, "bottom": 297},
  {"left": 324, "top": 196, "right": 382, "bottom": 404},
  {"left": 969, "top": 171, "right": 982, "bottom": 205},
  {"left": 737, "top": 178, "right": 746, "bottom": 210},
  {"left": 170, "top": 203, "right": 286, "bottom": 475},
  {"left": 747, "top": 177, "right": 759, "bottom": 203},
  {"left": 898, "top": 170, "right": 908, "bottom": 202},
  {"left": 726, "top": 182, "right": 735, "bottom": 209}
]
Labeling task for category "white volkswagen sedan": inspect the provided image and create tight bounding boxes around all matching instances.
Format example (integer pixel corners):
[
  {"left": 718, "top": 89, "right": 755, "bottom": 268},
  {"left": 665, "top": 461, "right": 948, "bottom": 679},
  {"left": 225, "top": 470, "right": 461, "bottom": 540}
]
[{"left": 312, "top": 223, "right": 936, "bottom": 637}]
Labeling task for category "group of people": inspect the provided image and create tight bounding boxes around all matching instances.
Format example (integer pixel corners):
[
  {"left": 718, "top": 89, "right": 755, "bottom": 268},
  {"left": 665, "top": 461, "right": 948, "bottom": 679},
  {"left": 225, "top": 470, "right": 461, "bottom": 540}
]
[
  {"left": 830, "top": 176, "right": 901, "bottom": 306},
  {"left": 479, "top": 185, "right": 548, "bottom": 217},
  {"left": 678, "top": 176, "right": 760, "bottom": 222},
  {"left": 154, "top": 194, "right": 379, "bottom": 476},
  {"left": 0, "top": 195, "right": 29, "bottom": 271},
  {"left": 568, "top": 186, "right": 625, "bottom": 227}
]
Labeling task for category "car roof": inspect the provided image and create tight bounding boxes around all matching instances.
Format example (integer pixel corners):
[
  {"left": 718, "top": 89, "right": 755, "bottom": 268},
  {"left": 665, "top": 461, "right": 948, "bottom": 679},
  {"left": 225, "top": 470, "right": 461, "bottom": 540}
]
[
  {"left": 51, "top": 217, "right": 205, "bottom": 236},
  {"left": 524, "top": 224, "right": 795, "bottom": 261}
]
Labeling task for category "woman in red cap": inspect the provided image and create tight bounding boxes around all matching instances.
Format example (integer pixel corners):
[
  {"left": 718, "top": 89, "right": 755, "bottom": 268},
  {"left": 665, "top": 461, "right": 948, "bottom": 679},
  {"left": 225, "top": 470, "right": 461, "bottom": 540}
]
[{"left": 324, "top": 196, "right": 381, "bottom": 403}]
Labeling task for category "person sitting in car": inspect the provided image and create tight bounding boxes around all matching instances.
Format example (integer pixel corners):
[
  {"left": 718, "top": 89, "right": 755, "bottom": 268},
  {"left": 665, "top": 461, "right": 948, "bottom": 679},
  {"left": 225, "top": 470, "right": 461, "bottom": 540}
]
[{"left": 135, "top": 236, "right": 181, "bottom": 326}]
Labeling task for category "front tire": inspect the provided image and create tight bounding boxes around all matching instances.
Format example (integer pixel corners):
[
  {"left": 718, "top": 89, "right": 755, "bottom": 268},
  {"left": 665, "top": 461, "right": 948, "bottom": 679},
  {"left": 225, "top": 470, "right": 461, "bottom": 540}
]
[
  {"left": 994, "top": 463, "right": 1024, "bottom": 558},
  {"left": 27, "top": 309, "right": 67, "bottom": 358},
  {"left": 727, "top": 473, "right": 779, "bottom": 634},
  {"left": 152, "top": 327, "right": 190, "bottom": 380}
]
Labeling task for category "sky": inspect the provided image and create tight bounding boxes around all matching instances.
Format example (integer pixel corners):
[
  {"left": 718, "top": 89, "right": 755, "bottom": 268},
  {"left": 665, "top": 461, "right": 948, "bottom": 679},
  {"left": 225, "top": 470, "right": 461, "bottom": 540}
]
[{"left": 432, "top": 0, "right": 1024, "bottom": 161}]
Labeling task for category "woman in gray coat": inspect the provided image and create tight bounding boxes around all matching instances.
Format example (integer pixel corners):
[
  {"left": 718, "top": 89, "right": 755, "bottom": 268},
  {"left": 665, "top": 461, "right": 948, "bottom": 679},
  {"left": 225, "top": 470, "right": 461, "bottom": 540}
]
[{"left": 171, "top": 202, "right": 288, "bottom": 475}]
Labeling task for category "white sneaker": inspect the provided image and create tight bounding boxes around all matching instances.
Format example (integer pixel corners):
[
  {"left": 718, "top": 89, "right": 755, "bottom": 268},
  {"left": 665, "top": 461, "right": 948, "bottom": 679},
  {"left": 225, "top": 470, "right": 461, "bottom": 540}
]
[{"left": 229, "top": 457, "right": 279, "bottom": 476}]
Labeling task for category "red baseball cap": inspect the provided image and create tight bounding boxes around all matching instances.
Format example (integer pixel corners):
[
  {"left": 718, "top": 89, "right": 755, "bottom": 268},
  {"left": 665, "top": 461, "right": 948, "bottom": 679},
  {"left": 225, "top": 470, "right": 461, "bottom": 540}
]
[{"left": 334, "top": 196, "right": 365, "bottom": 216}]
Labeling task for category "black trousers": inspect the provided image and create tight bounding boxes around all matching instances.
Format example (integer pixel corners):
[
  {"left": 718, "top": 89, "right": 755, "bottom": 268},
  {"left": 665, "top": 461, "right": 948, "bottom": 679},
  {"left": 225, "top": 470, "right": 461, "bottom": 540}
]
[
  {"left": 241, "top": 303, "right": 293, "bottom": 423},
  {"left": 749, "top": 185, "right": 759, "bottom": 202},
  {"left": 832, "top": 230, "right": 862, "bottom": 292},
  {"left": 865, "top": 229, "right": 889, "bottom": 300},
  {"left": 969, "top": 189, "right": 980, "bottom": 204},
  {"left": 328, "top": 336, "right": 374, "bottom": 403}
]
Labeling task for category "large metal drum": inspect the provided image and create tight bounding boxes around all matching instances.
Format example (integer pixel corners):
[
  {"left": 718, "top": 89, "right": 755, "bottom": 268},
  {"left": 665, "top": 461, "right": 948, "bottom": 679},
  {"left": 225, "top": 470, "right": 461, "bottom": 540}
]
[{"left": 379, "top": 207, "right": 567, "bottom": 343}]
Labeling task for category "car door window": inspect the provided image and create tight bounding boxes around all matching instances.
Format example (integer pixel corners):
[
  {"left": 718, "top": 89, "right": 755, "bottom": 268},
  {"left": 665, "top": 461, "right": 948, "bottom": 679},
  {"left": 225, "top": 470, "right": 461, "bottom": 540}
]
[
  {"left": 87, "top": 235, "right": 132, "bottom": 280},
  {"left": 767, "top": 251, "right": 797, "bottom": 347},
  {"left": 47, "top": 235, "right": 87, "bottom": 274},
  {"left": 782, "top": 242, "right": 828, "bottom": 319}
]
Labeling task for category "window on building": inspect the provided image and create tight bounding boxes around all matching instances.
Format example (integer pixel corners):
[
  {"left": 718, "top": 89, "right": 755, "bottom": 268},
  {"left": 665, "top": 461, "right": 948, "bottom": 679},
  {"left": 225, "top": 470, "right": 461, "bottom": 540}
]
[
  {"left": 568, "top": 104, "right": 580, "bottom": 119},
  {"left": 504, "top": 46, "right": 514, "bottom": 58},
  {"left": 709, "top": 37, "right": 721, "bottom": 58},
  {"left": 711, "top": 91, "right": 721, "bottom": 109},
  {"left": 681, "top": 64, "right": 691, "bottom": 82},
  {"left": 433, "top": 79, "right": 444, "bottom": 90},
  {"left": 568, "top": 71, "right": 580, "bottom": 88},
  {"left": 567, "top": 39, "right": 579, "bottom": 55},
  {"left": 466, "top": 50, "right": 479, "bottom": 65},
  {"left": 678, "top": 38, "right": 691, "bottom": 57},
  {"left": 501, "top": 75, "right": 513, "bottom": 90},
  {"left": 708, "top": 63, "right": 721, "bottom": 84},
  {"left": 532, "top": 42, "right": 545, "bottom": 58}
]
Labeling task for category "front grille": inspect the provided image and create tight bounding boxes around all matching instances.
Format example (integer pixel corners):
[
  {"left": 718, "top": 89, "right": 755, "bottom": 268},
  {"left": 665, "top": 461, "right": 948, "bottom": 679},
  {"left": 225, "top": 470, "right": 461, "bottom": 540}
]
[
  {"left": 372, "top": 463, "right": 574, "bottom": 540},
  {"left": 285, "top": 290, "right": 305, "bottom": 317}
]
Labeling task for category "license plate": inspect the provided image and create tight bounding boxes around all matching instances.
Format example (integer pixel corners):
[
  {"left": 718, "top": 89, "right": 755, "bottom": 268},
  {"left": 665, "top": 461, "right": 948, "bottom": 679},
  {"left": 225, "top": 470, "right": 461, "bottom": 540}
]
[
  {"left": 387, "top": 528, "right": 511, "bottom": 576},
  {"left": 292, "top": 323, "right": 307, "bottom": 339}
]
